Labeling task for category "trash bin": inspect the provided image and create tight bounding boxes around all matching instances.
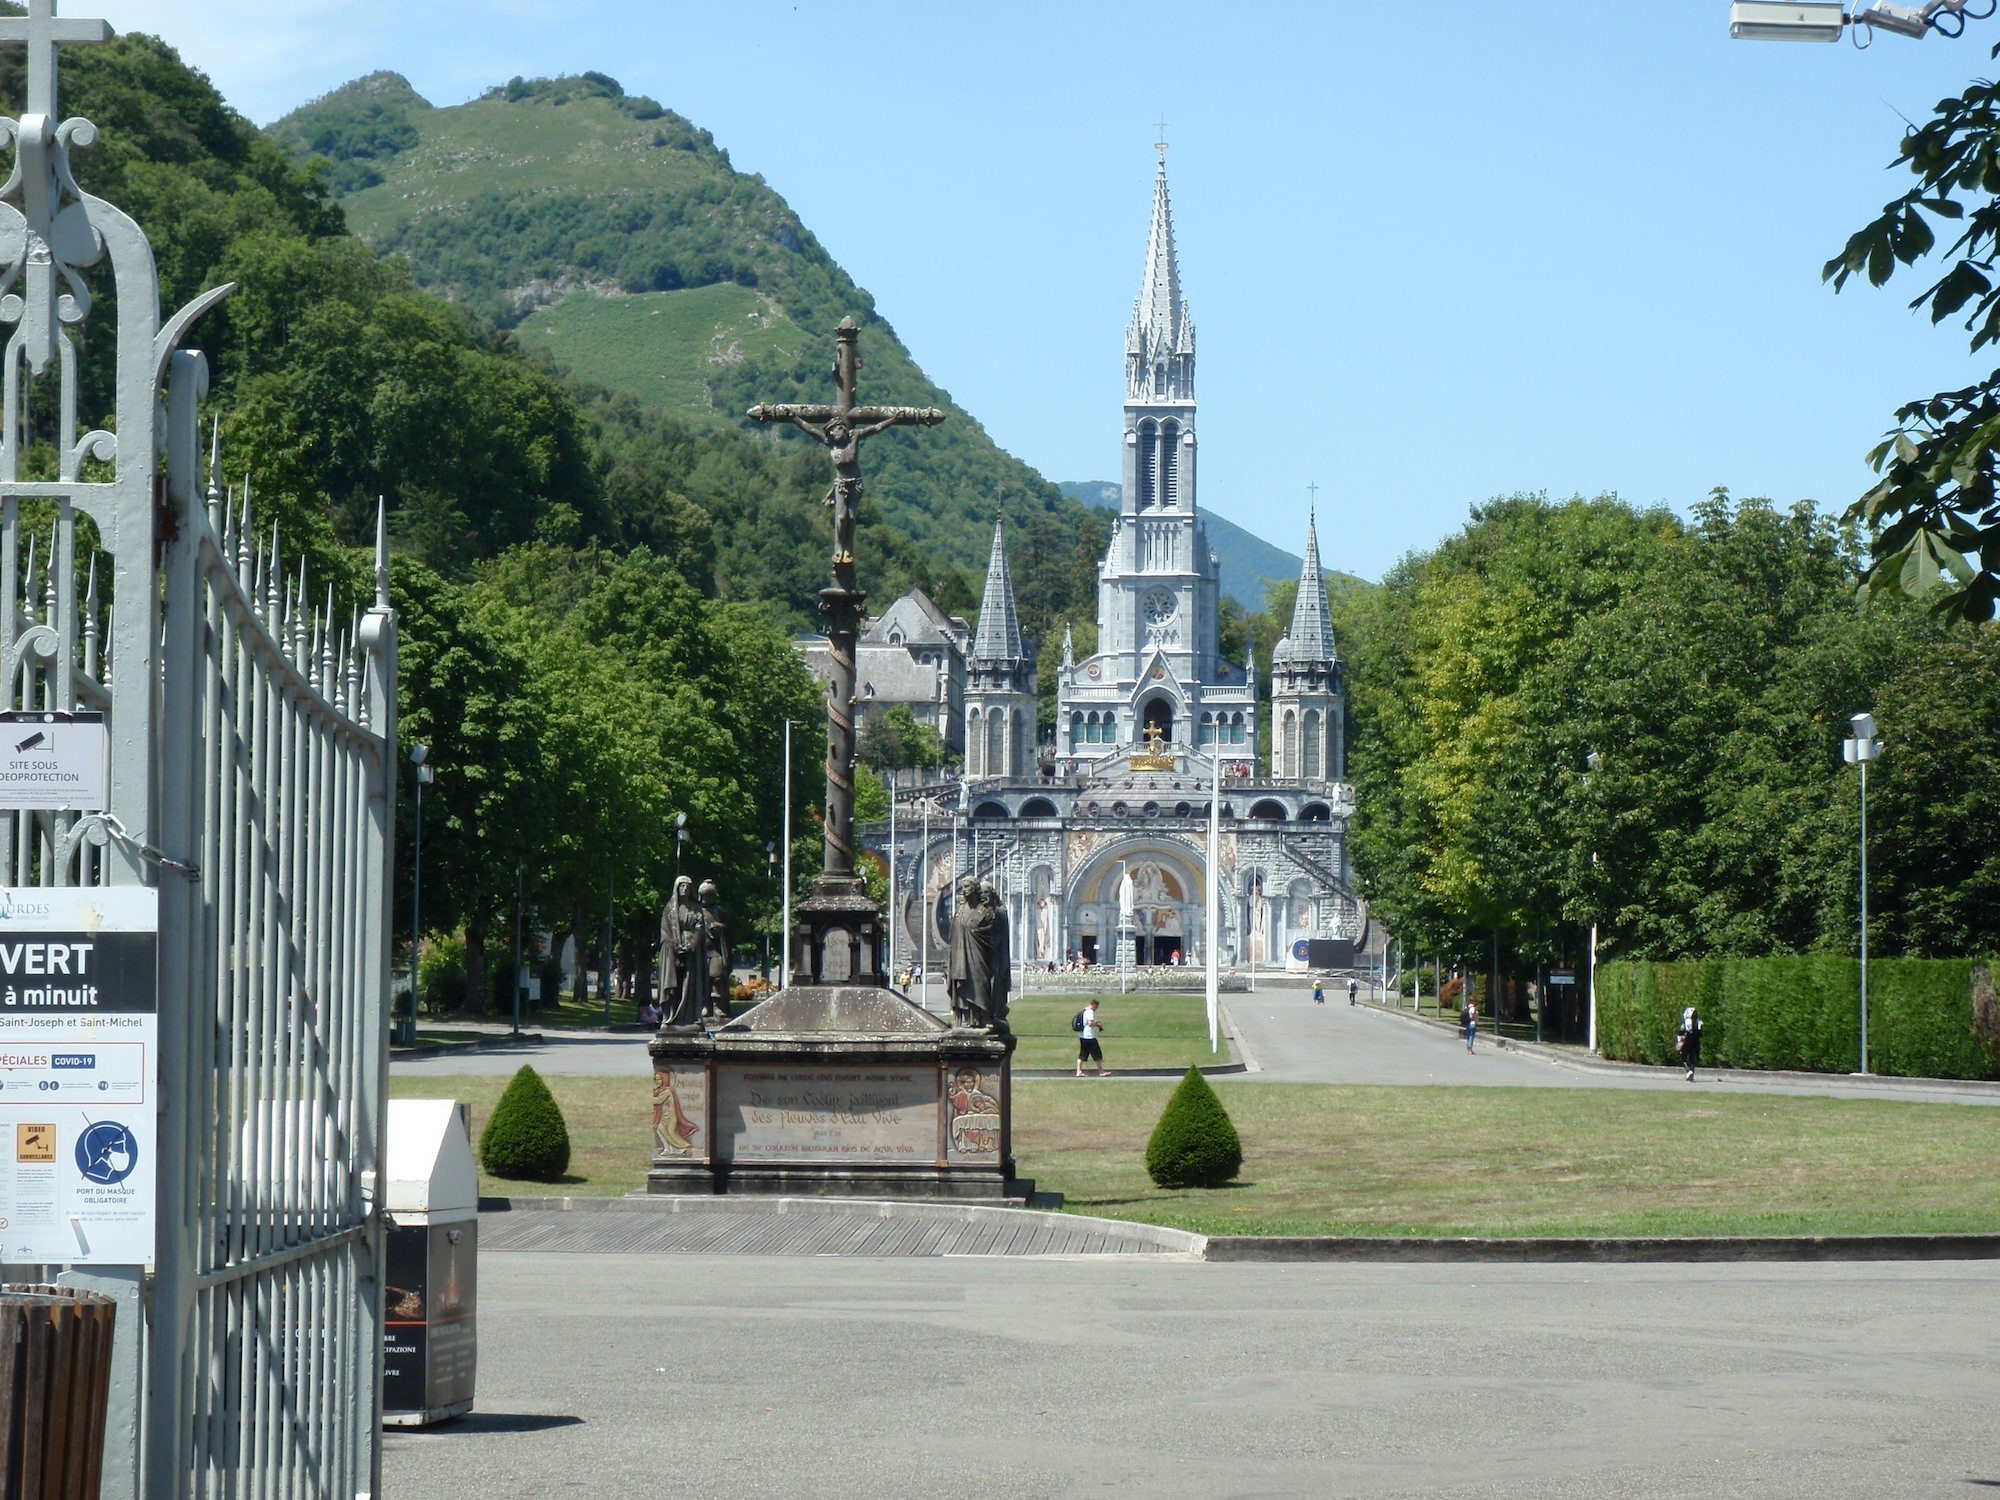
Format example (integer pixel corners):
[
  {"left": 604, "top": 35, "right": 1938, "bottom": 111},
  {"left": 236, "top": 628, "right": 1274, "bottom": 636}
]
[
  {"left": 382, "top": 1099, "right": 478, "bottom": 1427},
  {"left": 0, "top": 1284, "right": 115, "bottom": 1499}
]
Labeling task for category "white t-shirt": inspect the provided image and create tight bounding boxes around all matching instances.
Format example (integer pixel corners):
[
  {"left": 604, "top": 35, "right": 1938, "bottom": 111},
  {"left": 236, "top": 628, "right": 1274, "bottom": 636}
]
[{"left": 1081, "top": 1005, "right": 1101, "bottom": 1040}]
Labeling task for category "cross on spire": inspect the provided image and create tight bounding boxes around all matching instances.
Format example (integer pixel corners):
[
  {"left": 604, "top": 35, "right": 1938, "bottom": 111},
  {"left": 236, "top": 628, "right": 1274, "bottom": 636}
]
[
  {"left": 1154, "top": 114, "right": 1170, "bottom": 161},
  {"left": 0, "top": 0, "right": 109, "bottom": 119}
]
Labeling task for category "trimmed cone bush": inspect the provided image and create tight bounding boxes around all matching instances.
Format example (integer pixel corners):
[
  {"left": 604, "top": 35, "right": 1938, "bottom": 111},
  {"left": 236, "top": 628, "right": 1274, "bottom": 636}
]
[
  {"left": 1145, "top": 1066, "right": 1243, "bottom": 1189},
  {"left": 479, "top": 1064, "right": 571, "bottom": 1181}
]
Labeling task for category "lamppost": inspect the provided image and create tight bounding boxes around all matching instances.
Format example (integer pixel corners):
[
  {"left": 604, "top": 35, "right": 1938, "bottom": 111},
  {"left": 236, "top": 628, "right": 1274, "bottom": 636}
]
[
  {"left": 675, "top": 810, "right": 689, "bottom": 884},
  {"left": 407, "top": 744, "right": 433, "bottom": 1045},
  {"left": 1584, "top": 749, "right": 1601, "bottom": 1055},
  {"left": 1844, "top": 713, "right": 1881, "bottom": 1073}
]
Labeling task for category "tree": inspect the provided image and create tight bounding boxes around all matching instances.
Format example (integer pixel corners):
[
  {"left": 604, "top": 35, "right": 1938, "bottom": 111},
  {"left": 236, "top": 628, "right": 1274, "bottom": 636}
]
[{"left": 1825, "top": 50, "right": 2000, "bottom": 621}]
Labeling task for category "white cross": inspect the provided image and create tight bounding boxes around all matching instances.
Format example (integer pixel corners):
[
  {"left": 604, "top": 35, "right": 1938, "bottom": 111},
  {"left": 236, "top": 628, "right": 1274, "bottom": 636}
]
[{"left": 0, "top": 0, "right": 110, "bottom": 119}]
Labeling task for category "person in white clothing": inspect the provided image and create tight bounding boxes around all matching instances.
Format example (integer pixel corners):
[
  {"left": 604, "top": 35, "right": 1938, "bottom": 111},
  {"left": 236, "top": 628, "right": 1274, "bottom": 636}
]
[{"left": 1076, "top": 1000, "right": 1107, "bottom": 1077}]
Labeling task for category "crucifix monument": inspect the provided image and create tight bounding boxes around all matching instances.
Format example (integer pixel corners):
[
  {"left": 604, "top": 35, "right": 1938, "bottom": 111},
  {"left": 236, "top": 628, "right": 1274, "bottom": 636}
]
[
  {"left": 747, "top": 317, "right": 942, "bottom": 985},
  {"left": 648, "top": 317, "right": 1023, "bottom": 1202}
]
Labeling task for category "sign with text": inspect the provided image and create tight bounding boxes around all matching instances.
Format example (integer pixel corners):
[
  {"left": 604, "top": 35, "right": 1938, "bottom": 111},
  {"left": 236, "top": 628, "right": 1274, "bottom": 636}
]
[
  {"left": 0, "top": 712, "right": 107, "bottom": 810},
  {"left": 0, "top": 887, "right": 157, "bottom": 1266},
  {"left": 1548, "top": 969, "right": 1577, "bottom": 986},
  {"left": 715, "top": 1065, "right": 936, "bottom": 1166}
]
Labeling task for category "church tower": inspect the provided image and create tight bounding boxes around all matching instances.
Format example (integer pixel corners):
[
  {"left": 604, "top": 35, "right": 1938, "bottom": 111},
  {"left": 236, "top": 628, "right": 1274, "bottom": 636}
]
[
  {"left": 965, "top": 517, "right": 1037, "bottom": 778},
  {"left": 1056, "top": 153, "right": 1255, "bottom": 767},
  {"left": 1270, "top": 512, "right": 1344, "bottom": 781}
]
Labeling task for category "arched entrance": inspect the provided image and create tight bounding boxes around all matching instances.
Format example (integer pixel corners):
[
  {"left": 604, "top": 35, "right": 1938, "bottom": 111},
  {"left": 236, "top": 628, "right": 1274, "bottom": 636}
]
[
  {"left": 1141, "top": 696, "right": 1175, "bottom": 748},
  {"left": 1066, "top": 840, "right": 1207, "bottom": 966}
]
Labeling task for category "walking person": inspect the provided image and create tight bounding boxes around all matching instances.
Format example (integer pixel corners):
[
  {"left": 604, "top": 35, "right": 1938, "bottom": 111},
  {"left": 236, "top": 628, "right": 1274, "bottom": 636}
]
[
  {"left": 1461, "top": 991, "right": 1478, "bottom": 1053},
  {"left": 1347, "top": 978, "right": 1359, "bottom": 1006},
  {"left": 1677, "top": 1006, "right": 1703, "bottom": 1082},
  {"left": 1075, "top": 999, "right": 1108, "bottom": 1077},
  {"left": 1312, "top": 981, "right": 1325, "bottom": 1006}
]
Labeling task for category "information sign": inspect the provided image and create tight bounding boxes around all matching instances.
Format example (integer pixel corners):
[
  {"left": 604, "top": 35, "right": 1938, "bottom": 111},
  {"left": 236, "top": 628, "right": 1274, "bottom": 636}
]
[
  {"left": 0, "top": 711, "right": 108, "bottom": 809},
  {"left": 0, "top": 886, "right": 157, "bottom": 1266}
]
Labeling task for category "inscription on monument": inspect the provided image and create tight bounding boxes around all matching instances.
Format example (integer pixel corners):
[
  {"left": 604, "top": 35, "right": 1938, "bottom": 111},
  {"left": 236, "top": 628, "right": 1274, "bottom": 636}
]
[{"left": 715, "top": 1066, "right": 935, "bottom": 1165}]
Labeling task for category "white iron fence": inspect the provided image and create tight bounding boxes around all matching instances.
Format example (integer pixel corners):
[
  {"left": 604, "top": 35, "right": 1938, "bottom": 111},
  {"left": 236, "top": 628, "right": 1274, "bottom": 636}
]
[{"left": 0, "top": 7, "right": 397, "bottom": 1497}]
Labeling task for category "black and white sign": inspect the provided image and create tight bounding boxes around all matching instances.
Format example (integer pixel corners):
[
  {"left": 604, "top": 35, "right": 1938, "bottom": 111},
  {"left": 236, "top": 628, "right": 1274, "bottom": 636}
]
[
  {"left": 0, "top": 887, "right": 157, "bottom": 1267},
  {"left": 0, "top": 712, "right": 108, "bottom": 810}
]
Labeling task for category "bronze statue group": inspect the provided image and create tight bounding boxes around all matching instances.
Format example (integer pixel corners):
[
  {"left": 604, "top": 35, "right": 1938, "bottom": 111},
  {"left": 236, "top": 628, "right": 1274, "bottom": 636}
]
[
  {"left": 651, "top": 870, "right": 1011, "bottom": 1032},
  {"left": 945, "top": 876, "right": 1012, "bottom": 1032},
  {"left": 656, "top": 874, "right": 733, "bottom": 1029}
]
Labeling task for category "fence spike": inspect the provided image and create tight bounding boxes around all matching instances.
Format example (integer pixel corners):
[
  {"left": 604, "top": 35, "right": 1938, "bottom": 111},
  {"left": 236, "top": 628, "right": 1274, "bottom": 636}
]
[
  {"left": 375, "top": 494, "right": 390, "bottom": 610},
  {"left": 206, "top": 415, "right": 223, "bottom": 528},
  {"left": 265, "top": 524, "right": 282, "bottom": 627},
  {"left": 82, "top": 554, "right": 99, "bottom": 666}
]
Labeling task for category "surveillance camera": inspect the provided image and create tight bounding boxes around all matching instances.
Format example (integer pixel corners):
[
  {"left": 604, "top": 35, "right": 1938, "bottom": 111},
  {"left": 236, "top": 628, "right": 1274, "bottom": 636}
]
[
  {"left": 1852, "top": 1, "right": 1933, "bottom": 37},
  {"left": 1729, "top": 1, "right": 1847, "bottom": 40}
]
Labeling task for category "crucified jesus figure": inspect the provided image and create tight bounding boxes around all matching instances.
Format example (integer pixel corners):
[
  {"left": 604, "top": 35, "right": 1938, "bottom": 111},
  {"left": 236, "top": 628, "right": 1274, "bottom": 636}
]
[{"left": 749, "top": 317, "right": 944, "bottom": 587}]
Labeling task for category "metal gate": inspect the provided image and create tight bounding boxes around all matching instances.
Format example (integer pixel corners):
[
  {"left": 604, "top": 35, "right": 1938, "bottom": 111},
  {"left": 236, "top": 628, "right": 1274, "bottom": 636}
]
[{"left": 0, "top": 7, "right": 396, "bottom": 1497}]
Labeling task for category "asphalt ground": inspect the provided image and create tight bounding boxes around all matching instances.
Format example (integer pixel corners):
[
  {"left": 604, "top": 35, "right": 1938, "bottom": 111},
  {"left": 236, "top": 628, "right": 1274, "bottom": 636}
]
[
  {"left": 383, "top": 1252, "right": 2000, "bottom": 1499},
  {"left": 385, "top": 983, "right": 2000, "bottom": 1497}
]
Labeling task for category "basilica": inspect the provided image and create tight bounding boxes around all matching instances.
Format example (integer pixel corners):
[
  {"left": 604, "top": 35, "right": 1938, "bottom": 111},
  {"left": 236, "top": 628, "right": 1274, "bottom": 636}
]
[{"left": 872, "top": 157, "right": 1360, "bottom": 976}]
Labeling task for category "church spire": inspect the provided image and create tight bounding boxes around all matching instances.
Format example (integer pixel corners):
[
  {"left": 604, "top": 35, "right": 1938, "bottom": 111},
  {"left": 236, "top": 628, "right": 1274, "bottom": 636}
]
[
  {"left": 1126, "top": 155, "right": 1194, "bottom": 402},
  {"left": 971, "top": 515, "right": 1026, "bottom": 661},
  {"left": 1285, "top": 510, "right": 1336, "bottom": 663}
]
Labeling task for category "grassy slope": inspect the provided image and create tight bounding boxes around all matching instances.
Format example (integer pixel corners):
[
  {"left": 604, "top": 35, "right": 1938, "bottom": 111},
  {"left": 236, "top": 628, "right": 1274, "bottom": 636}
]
[
  {"left": 512, "top": 283, "right": 806, "bottom": 416},
  {"left": 340, "top": 93, "right": 714, "bottom": 238}
]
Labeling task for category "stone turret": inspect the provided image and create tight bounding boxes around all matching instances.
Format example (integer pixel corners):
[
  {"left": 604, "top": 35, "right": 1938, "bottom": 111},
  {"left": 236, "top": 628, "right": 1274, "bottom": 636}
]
[
  {"left": 965, "top": 517, "right": 1036, "bottom": 778},
  {"left": 1270, "top": 512, "right": 1344, "bottom": 781}
]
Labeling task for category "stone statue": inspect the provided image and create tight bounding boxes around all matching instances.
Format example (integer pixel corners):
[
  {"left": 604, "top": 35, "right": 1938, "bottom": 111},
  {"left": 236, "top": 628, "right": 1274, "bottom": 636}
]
[
  {"left": 658, "top": 874, "right": 705, "bottom": 1029},
  {"left": 982, "top": 881, "right": 1011, "bottom": 1030},
  {"left": 699, "top": 879, "right": 732, "bottom": 1021},
  {"left": 946, "top": 876, "right": 995, "bottom": 1029}
]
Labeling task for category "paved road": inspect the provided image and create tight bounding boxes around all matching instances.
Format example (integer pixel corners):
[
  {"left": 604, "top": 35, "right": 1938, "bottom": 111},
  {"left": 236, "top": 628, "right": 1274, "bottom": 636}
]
[
  {"left": 1222, "top": 980, "right": 2000, "bottom": 1105},
  {"left": 395, "top": 989, "right": 2000, "bottom": 1106},
  {"left": 386, "top": 1251, "right": 2000, "bottom": 1499}
]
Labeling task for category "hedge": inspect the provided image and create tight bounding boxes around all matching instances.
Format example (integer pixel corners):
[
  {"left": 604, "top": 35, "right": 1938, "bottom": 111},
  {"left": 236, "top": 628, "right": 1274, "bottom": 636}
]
[{"left": 1595, "top": 957, "right": 2000, "bottom": 1079}]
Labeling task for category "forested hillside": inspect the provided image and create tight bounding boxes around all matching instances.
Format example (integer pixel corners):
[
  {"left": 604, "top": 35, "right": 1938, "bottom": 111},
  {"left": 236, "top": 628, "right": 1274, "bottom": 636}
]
[
  {"left": 267, "top": 70, "right": 1092, "bottom": 604},
  {"left": 15, "top": 21, "right": 844, "bottom": 1010}
]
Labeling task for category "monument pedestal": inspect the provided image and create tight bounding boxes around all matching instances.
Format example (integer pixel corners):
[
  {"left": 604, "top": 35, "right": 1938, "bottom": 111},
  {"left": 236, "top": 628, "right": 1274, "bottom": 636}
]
[{"left": 647, "top": 978, "right": 1023, "bottom": 1201}]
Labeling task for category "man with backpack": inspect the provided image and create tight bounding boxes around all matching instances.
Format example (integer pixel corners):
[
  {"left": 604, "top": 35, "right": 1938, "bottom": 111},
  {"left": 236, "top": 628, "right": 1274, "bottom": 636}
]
[
  {"left": 1073, "top": 999, "right": 1107, "bottom": 1077},
  {"left": 1677, "top": 1006, "right": 1703, "bottom": 1082}
]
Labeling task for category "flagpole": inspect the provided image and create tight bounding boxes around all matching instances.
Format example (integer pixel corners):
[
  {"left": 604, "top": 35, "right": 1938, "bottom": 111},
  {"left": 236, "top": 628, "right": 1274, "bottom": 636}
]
[
  {"left": 887, "top": 769, "right": 898, "bottom": 987},
  {"left": 1206, "top": 750, "right": 1220, "bottom": 1054},
  {"left": 780, "top": 718, "right": 793, "bottom": 991}
]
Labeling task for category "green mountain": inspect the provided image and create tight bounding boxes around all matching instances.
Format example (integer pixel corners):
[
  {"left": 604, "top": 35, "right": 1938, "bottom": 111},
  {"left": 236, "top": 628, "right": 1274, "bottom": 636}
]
[
  {"left": 1059, "top": 481, "right": 1318, "bottom": 614},
  {"left": 267, "top": 71, "right": 1086, "bottom": 601}
]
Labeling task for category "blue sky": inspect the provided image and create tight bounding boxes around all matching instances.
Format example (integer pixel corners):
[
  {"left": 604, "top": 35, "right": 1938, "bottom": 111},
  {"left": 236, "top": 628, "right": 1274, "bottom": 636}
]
[{"left": 80, "top": 1, "right": 1998, "bottom": 582}]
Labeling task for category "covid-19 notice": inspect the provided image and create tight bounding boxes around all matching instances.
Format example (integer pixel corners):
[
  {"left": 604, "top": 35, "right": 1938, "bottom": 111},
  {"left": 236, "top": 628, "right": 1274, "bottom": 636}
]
[{"left": 0, "top": 887, "right": 157, "bottom": 1267}]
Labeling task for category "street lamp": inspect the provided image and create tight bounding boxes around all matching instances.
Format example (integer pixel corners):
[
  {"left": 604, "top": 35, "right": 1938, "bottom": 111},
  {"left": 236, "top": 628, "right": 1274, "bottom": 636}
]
[
  {"left": 1584, "top": 749, "right": 1601, "bottom": 1056},
  {"left": 1844, "top": 712, "right": 1881, "bottom": 1073},
  {"left": 675, "top": 810, "right": 689, "bottom": 884},
  {"left": 407, "top": 744, "right": 433, "bottom": 1044}
]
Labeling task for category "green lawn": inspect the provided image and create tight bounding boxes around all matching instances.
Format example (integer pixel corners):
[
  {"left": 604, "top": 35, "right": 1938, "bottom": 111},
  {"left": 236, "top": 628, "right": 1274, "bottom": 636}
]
[
  {"left": 395, "top": 1070, "right": 2000, "bottom": 1238},
  {"left": 1005, "top": 991, "right": 1231, "bottom": 1071}
]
